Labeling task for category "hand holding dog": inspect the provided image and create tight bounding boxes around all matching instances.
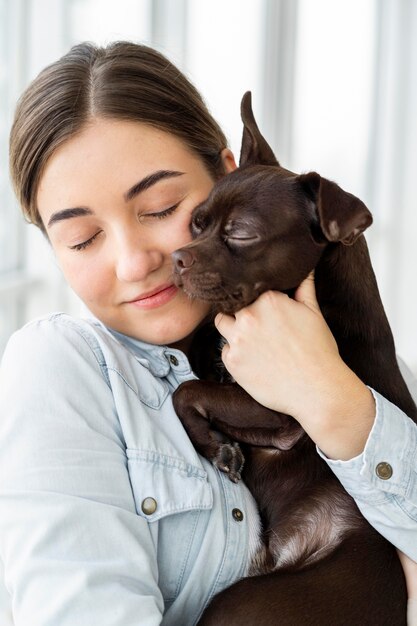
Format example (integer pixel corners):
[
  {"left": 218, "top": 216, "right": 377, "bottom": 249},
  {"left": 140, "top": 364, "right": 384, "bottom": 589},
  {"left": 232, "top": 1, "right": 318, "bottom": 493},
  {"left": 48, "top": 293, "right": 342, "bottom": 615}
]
[{"left": 215, "top": 273, "right": 376, "bottom": 461}]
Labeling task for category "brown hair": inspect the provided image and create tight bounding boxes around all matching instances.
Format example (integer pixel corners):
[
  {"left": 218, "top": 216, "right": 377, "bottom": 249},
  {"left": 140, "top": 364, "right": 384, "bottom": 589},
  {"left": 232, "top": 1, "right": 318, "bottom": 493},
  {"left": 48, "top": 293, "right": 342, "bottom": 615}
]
[{"left": 9, "top": 41, "right": 228, "bottom": 231}]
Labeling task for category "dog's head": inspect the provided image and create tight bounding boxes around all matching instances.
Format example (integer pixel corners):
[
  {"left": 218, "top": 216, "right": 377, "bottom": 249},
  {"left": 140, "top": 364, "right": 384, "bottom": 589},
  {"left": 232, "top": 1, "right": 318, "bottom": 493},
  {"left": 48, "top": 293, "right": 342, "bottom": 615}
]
[{"left": 172, "top": 92, "right": 373, "bottom": 314}]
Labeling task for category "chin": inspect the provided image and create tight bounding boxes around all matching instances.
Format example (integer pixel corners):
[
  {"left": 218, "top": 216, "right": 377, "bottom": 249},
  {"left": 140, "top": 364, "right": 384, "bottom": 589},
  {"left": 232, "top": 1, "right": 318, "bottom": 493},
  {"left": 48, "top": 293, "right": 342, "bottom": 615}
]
[
  {"left": 122, "top": 314, "right": 208, "bottom": 348},
  {"left": 151, "top": 320, "right": 205, "bottom": 348},
  {"left": 102, "top": 296, "right": 211, "bottom": 347}
]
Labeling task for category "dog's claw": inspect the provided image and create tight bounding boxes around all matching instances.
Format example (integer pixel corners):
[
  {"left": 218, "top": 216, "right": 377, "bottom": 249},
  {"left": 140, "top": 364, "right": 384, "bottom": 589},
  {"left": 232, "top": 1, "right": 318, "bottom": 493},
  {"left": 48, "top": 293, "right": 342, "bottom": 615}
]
[{"left": 212, "top": 442, "right": 245, "bottom": 483}]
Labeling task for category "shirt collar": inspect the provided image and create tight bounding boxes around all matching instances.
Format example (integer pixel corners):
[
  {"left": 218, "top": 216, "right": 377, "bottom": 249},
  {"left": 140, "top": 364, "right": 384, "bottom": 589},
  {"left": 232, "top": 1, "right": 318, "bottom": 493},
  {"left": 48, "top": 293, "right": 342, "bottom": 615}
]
[{"left": 104, "top": 326, "right": 193, "bottom": 378}]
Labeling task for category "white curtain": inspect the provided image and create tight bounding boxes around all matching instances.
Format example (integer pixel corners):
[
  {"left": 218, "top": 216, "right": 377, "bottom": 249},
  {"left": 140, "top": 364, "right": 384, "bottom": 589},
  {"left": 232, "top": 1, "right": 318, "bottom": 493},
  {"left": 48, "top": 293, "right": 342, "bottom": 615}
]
[
  {"left": 0, "top": 559, "right": 12, "bottom": 626},
  {"left": 365, "top": 0, "right": 417, "bottom": 373}
]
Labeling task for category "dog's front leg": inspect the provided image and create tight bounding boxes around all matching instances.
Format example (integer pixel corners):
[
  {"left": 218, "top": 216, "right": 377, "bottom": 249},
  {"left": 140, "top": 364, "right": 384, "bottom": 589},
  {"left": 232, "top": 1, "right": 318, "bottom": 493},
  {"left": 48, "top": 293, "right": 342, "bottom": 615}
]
[
  {"left": 173, "top": 380, "right": 246, "bottom": 482},
  {"left": 173, "top": 381, "right": 304, "bottom": 482}
]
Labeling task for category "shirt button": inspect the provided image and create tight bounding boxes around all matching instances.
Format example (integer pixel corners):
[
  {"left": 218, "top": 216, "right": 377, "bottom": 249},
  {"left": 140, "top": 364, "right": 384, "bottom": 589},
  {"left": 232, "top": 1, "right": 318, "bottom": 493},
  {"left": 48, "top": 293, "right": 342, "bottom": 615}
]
[
  {"left": 375, "top": 462, "right": 393, "bottom": 480},
  {"left": 141, "top": 497, "right": 157, "bottom": 515},
  {"left": 232, "top": 508, "right": 244, "bottom": 522},
  {"left": 169, "top": 354, "right": 179, "bottom": 366}
]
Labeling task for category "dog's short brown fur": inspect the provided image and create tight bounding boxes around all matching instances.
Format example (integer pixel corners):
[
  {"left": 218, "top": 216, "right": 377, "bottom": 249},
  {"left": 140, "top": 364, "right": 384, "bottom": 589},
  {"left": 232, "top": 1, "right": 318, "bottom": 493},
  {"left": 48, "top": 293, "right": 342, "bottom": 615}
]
[{"left": 172, "top": 92, "right": 416, "bottom": 625}]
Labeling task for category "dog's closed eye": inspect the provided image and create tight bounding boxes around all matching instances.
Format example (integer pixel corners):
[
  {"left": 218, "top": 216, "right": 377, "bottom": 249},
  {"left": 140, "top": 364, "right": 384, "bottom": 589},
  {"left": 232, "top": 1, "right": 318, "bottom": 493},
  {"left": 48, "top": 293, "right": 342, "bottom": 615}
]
[
  {"left": 224, "top": 231, "right": 260, "bottom": 245},
  {"left": 223, "top": 219, "right": 261, "bottom": 246}
]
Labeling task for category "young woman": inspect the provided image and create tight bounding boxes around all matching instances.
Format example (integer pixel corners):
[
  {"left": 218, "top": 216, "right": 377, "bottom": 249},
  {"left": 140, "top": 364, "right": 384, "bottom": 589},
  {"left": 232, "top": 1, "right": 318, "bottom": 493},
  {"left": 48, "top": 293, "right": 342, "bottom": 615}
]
[{"left": 0, "top": 41, "right": 416, "bottom": 626}]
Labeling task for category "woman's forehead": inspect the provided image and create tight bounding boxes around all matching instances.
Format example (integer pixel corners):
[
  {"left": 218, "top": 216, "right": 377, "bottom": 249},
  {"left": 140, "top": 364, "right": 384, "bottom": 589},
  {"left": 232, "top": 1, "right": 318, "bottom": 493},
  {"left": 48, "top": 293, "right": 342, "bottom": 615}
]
[
  {"left": 36, "top": 118, "right": 209, "bottom": 222},
  {"left": 39, "top": 120, "right": 194, "bottom": 189}
]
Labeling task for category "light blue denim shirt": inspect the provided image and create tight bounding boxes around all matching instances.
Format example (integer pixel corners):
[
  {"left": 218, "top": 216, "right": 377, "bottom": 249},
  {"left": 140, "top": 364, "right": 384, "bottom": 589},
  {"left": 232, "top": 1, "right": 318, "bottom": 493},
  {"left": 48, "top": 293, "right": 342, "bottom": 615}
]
[{"left": 0, "top": 313, "right": 416, "bottom": 626}]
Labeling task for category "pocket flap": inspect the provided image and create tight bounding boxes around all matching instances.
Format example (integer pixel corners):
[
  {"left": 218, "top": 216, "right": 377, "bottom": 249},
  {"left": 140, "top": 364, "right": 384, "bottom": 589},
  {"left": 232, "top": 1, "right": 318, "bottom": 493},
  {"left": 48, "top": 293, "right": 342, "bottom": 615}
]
[{"left": 127, "top": 449, "right": 213, "bottom": 521}]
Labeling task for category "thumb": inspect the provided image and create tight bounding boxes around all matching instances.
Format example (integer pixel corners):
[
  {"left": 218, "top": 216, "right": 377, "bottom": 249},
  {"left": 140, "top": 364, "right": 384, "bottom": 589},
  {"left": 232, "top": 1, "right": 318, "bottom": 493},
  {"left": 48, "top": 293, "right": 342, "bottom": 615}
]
[{"left": 294, "top": 271, "right": 320, "bottom": 312}]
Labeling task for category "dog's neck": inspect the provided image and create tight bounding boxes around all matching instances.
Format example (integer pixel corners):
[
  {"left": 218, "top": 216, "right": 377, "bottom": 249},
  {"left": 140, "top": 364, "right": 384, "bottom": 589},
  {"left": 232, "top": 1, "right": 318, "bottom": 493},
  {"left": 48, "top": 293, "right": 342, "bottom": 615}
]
[
  {"left": 314, "top": 236, "right": 417, "bottom": 419},
  {"left": 315, "top": 236, "right": 386, "bottom": 339}
]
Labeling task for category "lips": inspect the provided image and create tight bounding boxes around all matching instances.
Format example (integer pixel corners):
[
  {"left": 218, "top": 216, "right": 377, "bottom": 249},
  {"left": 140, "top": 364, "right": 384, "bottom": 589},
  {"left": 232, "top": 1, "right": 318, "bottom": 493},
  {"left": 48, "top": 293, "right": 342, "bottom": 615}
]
[{"left": 126, "top": 283, "right": 179, "bottom": 310}]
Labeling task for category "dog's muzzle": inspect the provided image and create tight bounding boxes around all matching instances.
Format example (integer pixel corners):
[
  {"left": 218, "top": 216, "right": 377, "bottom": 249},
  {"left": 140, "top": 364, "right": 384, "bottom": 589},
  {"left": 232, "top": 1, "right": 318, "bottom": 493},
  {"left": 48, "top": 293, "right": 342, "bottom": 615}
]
[{"left": 172, "top": 249, "right": 195, "bottom": 275}]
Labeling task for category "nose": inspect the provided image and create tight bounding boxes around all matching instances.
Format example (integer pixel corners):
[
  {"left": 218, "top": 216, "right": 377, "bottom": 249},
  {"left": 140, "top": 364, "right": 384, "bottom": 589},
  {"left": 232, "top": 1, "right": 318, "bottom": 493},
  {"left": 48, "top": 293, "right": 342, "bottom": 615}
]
[
  {"left": 115, "top": 234, "right": 163, "bottom": 283},
  {"left": 171, "top": 249, "right": 195, "bottom": 274}
]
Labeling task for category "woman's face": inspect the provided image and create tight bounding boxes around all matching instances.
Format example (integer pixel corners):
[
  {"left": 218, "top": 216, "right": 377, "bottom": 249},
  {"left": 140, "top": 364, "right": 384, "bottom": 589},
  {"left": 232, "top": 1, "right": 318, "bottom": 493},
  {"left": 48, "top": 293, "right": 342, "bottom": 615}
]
[{"left": 37, "top": 119, "right": 236, "bottom": 347}]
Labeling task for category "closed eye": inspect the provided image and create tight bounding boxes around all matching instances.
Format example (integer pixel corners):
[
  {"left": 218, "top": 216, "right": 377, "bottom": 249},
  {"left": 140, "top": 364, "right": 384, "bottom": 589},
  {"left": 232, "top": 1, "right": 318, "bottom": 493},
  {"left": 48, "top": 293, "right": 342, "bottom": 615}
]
[
  {"left": 224, "top": 218, "right": 260, "bottom": 244},
  {"left": 140, "top": 202, "right": 180, "bottom": 221},
  {"left": 69, "top": 204, "right": 180, "bottom": 251},
  {"left": 69, "top": 231, "right": 102, "bottom": 251},
  {"left": 225, "top": 233, "right": 260, "bottom": 245},
  {"left": 227, "top": 233, "right": 258, "bottom": 240}
]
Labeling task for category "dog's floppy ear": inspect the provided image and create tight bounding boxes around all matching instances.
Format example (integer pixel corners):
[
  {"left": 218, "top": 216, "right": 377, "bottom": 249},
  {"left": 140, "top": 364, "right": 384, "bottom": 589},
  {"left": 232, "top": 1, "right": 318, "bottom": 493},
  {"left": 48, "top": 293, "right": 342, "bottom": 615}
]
[
  {"left": 239, "top": 91, "right": 279, "bottom": 168},
  {"left": 298, "top": 171, "right": 373, "bottom": 245}
]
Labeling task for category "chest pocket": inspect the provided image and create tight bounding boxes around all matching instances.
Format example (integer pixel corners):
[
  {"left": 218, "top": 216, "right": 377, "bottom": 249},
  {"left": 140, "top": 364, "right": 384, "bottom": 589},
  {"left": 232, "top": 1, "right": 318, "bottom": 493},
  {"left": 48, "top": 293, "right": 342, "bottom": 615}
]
[
  {"left": 127, "top": 449, "right": 213, "bottom": 604},
  {"left": 127, "top": 448, "right": 212, "bottom": 519}
]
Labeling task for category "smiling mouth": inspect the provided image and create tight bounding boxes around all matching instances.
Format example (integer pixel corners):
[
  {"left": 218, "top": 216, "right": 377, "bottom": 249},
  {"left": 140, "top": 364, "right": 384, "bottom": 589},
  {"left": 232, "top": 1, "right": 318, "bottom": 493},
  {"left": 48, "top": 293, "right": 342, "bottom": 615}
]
[{"left": 127, "top": 284, "right": 178, "bottom": 309}]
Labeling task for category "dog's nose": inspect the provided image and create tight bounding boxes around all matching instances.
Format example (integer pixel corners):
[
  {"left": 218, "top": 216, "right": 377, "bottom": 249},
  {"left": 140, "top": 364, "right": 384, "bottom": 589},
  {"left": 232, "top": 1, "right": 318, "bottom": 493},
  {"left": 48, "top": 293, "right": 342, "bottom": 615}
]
[{"left": 172, "top": 249, "right": 195, "bottom": 274}]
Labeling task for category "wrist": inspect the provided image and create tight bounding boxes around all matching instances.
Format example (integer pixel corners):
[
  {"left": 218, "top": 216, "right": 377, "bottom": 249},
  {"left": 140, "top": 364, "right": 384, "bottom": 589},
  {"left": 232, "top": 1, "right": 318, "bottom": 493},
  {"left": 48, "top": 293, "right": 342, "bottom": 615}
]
[
  {"left": 398, "top": 551, "right": 417, "bottom": 599},
  {"left": 298, "top": 364, "right": 376, "bottom": 461}
]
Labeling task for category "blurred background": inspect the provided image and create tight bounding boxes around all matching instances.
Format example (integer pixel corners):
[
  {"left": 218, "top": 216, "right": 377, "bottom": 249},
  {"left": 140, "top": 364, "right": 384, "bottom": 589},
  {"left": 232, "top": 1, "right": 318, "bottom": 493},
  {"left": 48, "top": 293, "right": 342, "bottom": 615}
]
[{"left": 0, "top": 0, "right": 417, "bottom": 376}]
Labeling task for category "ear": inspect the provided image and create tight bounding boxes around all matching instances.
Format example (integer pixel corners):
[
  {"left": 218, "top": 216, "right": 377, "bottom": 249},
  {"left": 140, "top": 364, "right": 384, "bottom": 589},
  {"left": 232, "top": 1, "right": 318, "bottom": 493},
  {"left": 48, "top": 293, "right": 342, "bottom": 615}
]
[
  {"left": 220, "top": 148, "right": 238, "bottom": 174},
  {"left": 298, "top": 172, "right": 373, "bottom": 245},
  {"left": 239, "top": 91, "right": 279, "bottom": 168}
]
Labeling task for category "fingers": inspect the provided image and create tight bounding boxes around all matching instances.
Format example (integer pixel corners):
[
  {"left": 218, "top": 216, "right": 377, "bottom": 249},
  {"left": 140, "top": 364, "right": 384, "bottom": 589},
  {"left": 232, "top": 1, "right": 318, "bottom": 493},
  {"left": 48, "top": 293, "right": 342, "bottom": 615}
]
[
  {"left": 294, "top": 271, "right": 320, "bottom": 312},
  {"left": 215, "top": 275, "right": 319, "bottom": 340},
  {"left": 214, "top": 313, "right": 234, "bottom": 366},
  {"left": 214, "top": 312, "right": 235, "bottom": 339}
]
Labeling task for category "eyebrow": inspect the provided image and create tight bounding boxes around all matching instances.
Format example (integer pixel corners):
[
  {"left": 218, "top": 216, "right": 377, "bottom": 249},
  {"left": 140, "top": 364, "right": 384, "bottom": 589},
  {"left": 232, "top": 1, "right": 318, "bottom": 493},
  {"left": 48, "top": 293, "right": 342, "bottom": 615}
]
[
  {"left": 124, "top": 169, "right": 184, "bottom": 202},
  {"left": 47, "top": 169, "right": 185, "bottom": 228},
  {"left": 47, "top": 206, "right": 93, "bottom": 227}
]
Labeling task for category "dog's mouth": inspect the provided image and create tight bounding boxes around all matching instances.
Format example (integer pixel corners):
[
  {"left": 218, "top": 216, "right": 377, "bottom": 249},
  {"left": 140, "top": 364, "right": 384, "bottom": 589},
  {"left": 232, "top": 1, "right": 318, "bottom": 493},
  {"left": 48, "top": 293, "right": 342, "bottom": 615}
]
[
  {"left": 174, "top": 270, "right": 263, "bottom": 314},
  {"left": 173, "top": 256, "right": 299, "bottom": 314}
]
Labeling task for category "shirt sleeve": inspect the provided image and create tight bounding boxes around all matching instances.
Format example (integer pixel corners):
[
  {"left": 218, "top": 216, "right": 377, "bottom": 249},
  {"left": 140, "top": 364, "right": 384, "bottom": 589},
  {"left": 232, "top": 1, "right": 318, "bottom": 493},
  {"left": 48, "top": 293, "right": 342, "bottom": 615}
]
[
  {"left": 0, "top": 317, "right": 164, "bottom": 626},
  {"left": 317, "top": 358, "right": 417, "bottom": 561}
]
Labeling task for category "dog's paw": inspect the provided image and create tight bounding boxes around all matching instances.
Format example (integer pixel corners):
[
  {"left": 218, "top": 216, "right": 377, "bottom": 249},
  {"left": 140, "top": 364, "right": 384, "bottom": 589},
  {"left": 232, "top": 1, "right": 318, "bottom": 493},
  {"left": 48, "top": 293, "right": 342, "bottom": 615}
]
[{"left": 212, "top": 442, "right": 245, "bottom": 483}]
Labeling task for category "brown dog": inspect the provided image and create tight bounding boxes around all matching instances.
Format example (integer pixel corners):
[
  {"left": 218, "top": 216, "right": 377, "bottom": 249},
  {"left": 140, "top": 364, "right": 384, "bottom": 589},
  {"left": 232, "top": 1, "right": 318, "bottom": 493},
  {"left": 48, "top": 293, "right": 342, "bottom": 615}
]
[{"left": 172, "top": 92, "right": 416, "bottom": 625}]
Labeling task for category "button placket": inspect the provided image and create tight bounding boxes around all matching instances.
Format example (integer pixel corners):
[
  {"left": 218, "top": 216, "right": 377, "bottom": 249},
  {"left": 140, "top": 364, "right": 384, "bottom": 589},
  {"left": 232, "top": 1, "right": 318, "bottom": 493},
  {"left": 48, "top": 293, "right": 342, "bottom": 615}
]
[{"left": 232, "top": 508, "right": 244, "bottom": 522}]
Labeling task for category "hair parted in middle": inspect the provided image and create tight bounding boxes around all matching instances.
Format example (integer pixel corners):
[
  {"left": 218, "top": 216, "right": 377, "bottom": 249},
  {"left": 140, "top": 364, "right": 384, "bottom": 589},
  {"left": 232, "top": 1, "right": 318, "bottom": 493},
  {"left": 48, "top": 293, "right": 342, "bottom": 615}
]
[{"left": 9, "top": 41, "right": 229, "bottom": 230}]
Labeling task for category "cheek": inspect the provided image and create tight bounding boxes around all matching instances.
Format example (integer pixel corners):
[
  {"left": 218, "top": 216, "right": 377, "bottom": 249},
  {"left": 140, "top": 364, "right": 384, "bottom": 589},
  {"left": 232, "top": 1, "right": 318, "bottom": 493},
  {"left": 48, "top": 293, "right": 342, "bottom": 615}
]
[{"left": 59, "top": 255, "right": 111, "bottom": 305}]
